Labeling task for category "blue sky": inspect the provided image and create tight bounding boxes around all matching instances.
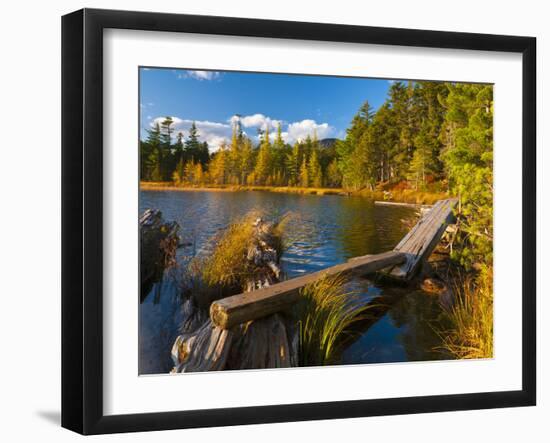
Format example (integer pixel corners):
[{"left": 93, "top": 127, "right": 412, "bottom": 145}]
[{"left": 140, "top": 68, "right": 393, "bottom": 151}]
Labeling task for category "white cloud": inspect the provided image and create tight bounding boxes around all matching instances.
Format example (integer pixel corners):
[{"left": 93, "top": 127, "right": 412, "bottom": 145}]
[
  {"left": 151, "top": 116, "right": 232, "bottom": 152},
  {"left": 178, "top": 70, "right": 221, "bottom": 81},
  {"left": 230, "top": 113, "right": 282, "bottom": 132},
  {"left": 286, "top": 119, "right": 333, "bottom": 143},
  {"left": 150, "top": 114, "right": 335, "bottom": 151}
]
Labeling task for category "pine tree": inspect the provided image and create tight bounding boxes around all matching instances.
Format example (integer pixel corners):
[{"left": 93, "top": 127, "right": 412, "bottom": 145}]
[
  {"left": 352, "top": 129, "right": 377, "bottom": 190},
  {"left": 185, "top": 121, "right": 201, "bottom": 162},
  {"left": 286, "top": 142, "right": 301, "bottom": 186},
  {"left": 209, "top": 148, "right": 227, "bottom": 185},
  {"left": 240, "top": 138, "right": 254, "bottom": 185},
  {"left": 253, "top": 127, "right": 272, "bottom": 185},
  {"left": 174, "top": 131, "right": 184, "bottom": 163},
  {"left": 172, "top": 157, "right": 185, "bottom": 185},
  {"left": 338, "top": 100, "right": 373, "bottom": 189},
  {"left": 442, "top": 84, "right": 493, "bottom": 267},
  {"left": 326, "top": 159, "right": 342, "bottom": 188},
  {"left": 159, "top": 117, "right": 175, "bottom": 180},
  {"left": 299, "top": 155, "right": 309, "bottom": 187},
  {"left": 308, "top": 148, "right": 323, "bottom": 188},
  {"left": 228, "top": 122, "right": 241, "bottom": 184},
  {"left": 271, "top": 123, "right": 287, "bottom": 185},
  {"left": 145, "top": 122, "right": 162, "bottom": 181}
]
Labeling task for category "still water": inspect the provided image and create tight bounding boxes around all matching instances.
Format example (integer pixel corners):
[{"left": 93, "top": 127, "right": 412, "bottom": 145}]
[{"left": 139, "top": 190, "right": 450, "bottom": 374}]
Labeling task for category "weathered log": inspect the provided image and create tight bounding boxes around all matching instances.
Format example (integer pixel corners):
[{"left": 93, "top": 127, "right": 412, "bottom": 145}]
[
  {"left": 226, "top": 314, "right": 291, "bottom": 370},
  {"left": 386, "top": 198, "right": 458, "bottom": 280},
  {"left": 140, "top": 209, "right": 180, "bottom": 302},
  {"left": 210, "top": 250, "right": 406, "bottom": 329},
  {"left": 171, "top": 217, "right": 292, "bottom": 372},
  {"left": 171, "top": 320, "right": 233, "bottom": 373}
]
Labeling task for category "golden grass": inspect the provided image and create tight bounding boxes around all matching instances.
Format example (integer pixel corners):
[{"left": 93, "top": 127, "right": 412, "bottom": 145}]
[
  {"left": 140, "top": 181, "right": 449, "bottom": 204},
  {"left": 438, "top": 267, "right": 493, "bottom": 359},
  {"left": 296, "top": 273, "right": 372, "bottom": 366},
  {"left": 197, "top": 211, "right": 289, "bottom": 292},
  {"left": 355, "top": 188, "right": 449, "bottom": 205},
  {"left": 200, "top": 212, "right": 260, "bottom": 290}
]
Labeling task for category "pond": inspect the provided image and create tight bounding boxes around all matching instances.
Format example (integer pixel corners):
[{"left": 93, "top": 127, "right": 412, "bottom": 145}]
[{"left": 139, "top": 189, "right": 450, "bottom": 374}]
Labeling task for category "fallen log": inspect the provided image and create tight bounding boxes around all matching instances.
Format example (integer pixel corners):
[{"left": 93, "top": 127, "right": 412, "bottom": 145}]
[
  {"left": 386, "top": 198, "right": 458, "bottom": 280},
  {"left": 210, "top": 250, "right": 406, "bottom": 329}
]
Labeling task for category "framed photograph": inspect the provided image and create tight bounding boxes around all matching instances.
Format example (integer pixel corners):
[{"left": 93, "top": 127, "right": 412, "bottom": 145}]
[{"left": 62, "top": 8, "right": 536, "bottom": 434}]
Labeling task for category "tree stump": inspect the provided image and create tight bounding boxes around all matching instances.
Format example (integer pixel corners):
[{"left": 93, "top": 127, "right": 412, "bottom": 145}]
[
  {"left": 140, "top": 209, "right": 180, "bottom": 302},
  {"left": 171, "top": 217, "right": 292, "bottom": 372}
]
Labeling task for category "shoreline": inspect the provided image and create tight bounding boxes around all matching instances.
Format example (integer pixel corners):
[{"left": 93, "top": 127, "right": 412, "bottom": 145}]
[{"left": 139, "top": 182, "right": 449, "bottom": 206}]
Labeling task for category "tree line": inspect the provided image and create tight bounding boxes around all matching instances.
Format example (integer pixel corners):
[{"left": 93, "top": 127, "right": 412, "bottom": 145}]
[{"left": 140, "top": 80, "right": 492, "bottom": 267}]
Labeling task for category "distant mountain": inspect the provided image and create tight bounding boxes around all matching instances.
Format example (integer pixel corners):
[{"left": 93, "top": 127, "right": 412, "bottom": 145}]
[{"left": 319, "top": 138, "right": 339, "bottom": 148}]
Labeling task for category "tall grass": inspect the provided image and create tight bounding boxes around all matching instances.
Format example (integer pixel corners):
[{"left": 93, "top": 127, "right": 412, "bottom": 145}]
[
  {"left": 200, "top": 212, "right": 260, "bottom": 290},
  {"left": 296, "top": 273, "right": 372, "bottom": 366},
  {"left": 192, "top": 211, "right": 289, "bottom": 305},
  {"left": 439, "top": 267, "right": 493, "bottom": 359}
]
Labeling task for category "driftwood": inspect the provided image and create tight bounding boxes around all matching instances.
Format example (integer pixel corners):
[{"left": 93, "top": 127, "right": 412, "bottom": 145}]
[
  {"left": 210, "top": 250, "right": 406, "bottom": 329},
  {"left": 386, "top": 198, "right": 458, "bottom": 280},
  {"left": 140, "top": 209, "right": 180, "bottom": 302},
  {"left": 171, "top": 218, "right": 291, "bottom": 373}
]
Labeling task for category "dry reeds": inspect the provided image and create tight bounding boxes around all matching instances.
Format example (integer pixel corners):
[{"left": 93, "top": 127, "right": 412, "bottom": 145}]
[
  {"left": 438, "top": 267, "right": 493, "bottom": 359},
  {"left": 200, "top": 212, "right": 260, "bottom": 290}
]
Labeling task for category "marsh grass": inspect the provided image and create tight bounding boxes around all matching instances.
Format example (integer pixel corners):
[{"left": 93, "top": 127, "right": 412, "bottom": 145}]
[
  {"left": 140, "top": 181, "right": 448, "bottom": 204},
  {"left": 438, "top": 267, "right": 493, "bottom": 359},
  {"left": 189, "top": 210, "right": 291, "bottom": 308},
  {"left": 200, "top": 212, "right": 259, "bottom": 290},
  {"left": 296, "top": 273, "right": 373, "bottom": 366}
]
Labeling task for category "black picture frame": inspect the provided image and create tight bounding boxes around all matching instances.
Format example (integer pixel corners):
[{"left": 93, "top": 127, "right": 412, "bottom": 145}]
[{"left": 62, "top": 8, "right": 536, "bottom": 435}]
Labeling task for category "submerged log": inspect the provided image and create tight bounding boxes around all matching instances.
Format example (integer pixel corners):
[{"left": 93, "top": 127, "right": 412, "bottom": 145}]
[
  {"left": 171, "top": 217, "right": 291, "bottom": 372},
  {"left": 140, "top": 209, "right": 180, "bottom": 302}
]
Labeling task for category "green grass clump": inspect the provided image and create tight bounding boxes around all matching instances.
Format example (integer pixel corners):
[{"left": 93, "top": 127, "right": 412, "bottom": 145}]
[
  {"left": 439, "top": 267, "right": 493, "bottom": 359},
  {"left": 296, "top": 273, "right": 372, "bottom": 366}
]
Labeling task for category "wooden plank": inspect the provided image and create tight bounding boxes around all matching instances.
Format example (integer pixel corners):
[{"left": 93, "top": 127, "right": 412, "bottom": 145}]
[
  {"left": 388, "top": 198, "right": 458, "bottom": 280},
  {"left": 210, "top": 250, "right": 406, "bottom": 329},
  {"left": 393, "top": 200, "right": 444, "bottom": 251}
]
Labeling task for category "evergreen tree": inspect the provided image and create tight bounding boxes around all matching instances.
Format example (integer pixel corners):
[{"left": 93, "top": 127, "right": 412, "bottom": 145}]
[
  {"left": 299, "top": 156, "right": 309, "bottom": 187},
  {"left": 308, "top": 148, "right": 323, "bottom": 188},
  {"left": 271, "top": 123, "right": 287, "bottom": 185},
  {"left": 159, "top": 117, "right": 175, "bottom": 180},
  {"left": 209, "top": 147, "right": 227, "bottom": 185},
  {"left": 174, "top": 131, "right": 185, "bottom": 163},
  {"left": 326, "top": 159, "right": 342, "bottom": 188},
  {"left": 337, "top": 101, "right": 373, "bottom": 189},
  {"left": 239, "top": 138, "right": 254, "bottom": 185},
  {"left": 185, "top": 122, "right": 201, "bottom": 162},
  {"left": 442, "top": 84, "right": 493, "bottom": 267},
  {"left": 286, "top": 142, "right": 301, "bottom": 186},
  {"left": 228, "top": 122, "right": 241, "bottom": 184},
  {"left": 253, "top": 127, "right": 272, "bottom": 185},
  {"left": 145, "top": 122, "right": 162, "bottom": 181}
]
